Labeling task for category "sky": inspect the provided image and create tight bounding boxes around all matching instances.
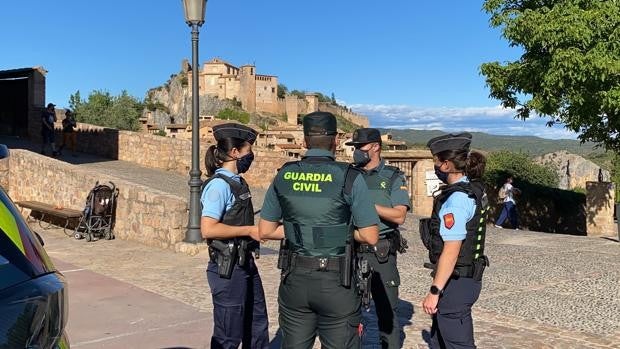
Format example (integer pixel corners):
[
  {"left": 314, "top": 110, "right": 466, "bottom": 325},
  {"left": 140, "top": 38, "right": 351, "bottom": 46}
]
[{"left": 0, "top": 0, "right": 578, "bottom": 140}]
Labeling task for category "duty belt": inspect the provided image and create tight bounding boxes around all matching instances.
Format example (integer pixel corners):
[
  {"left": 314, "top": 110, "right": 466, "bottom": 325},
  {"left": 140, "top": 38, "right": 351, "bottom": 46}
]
[
  {"left": 424, "top": 262, "right": 474, "bottom": 278},
  {"left": 293, "top": 255, "right": 342, "bottom": 272}
]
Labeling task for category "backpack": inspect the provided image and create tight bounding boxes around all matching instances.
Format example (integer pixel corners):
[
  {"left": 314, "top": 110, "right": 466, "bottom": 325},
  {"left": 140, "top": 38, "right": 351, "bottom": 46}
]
[{"left": 498, "top": 186, "right": 507, "bottom": 200}]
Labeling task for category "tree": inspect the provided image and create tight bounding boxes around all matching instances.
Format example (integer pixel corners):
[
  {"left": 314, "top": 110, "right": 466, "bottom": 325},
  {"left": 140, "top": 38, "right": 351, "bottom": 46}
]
[
  {"left": 277, "top": 83, "right": 288, "bottom": 98},
  {"left": 71, "top": 90, "right": 143, "bottom": 131},
  {"left": 480, "top": 0, "right": 620, "bottom": 151},
  {"left": 68, "top": 90, "right": 82, "bottom": 111},
  {"left": 331, "top": 92, "right": 336, "bottom": 104}
]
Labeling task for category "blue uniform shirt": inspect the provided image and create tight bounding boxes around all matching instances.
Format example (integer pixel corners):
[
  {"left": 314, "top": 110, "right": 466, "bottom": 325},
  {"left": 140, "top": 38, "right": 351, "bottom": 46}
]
[
  {"left": 200, "top": 168, "right": 240, "bottom": 220},
  {"left": 438, "top": 176, "right": 476, "bottom": 241}
]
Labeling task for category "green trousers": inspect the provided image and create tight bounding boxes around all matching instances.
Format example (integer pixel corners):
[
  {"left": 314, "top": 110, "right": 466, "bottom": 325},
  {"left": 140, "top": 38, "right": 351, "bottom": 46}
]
[
  {"left": 278, "top": 267, "right": 361, "bottom": 349},
  {"left": 360, "top": 251, "right": 401, "bottom": 349}
]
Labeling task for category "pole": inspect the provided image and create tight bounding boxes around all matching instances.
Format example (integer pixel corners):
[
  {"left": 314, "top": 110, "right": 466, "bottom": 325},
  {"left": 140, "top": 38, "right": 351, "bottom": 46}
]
[{"left": 184, "top": 22, "right": 203, "bottom": 243}]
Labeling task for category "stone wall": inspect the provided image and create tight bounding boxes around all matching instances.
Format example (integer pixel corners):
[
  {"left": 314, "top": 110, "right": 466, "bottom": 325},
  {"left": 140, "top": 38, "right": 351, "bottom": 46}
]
[
  {"left": 5, "top": 150, "right": 188, "bottom": 249},
  {"left": 318, "top": 103, "right": 369, "bottom": 127},
  {"left": 586, "top": 181, "right": 617, "bottom": 237},
  {"left": 60, "top": 123, "right": 289, "bottom": 189}
]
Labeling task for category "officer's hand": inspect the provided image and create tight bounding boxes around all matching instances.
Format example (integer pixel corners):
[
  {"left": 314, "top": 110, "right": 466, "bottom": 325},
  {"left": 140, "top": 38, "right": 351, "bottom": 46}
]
[{"left": 422, "top": 294, "right": 439, "bottom": 315}]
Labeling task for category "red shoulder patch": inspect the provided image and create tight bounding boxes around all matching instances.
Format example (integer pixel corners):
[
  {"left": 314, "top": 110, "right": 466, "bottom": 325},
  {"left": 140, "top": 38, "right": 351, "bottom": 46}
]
[{"left": 443, "top": 213, "right": 455, "bottom": 229}]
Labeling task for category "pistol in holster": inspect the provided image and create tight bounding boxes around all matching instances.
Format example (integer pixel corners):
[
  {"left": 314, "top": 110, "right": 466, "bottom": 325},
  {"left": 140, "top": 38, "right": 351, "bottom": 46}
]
[
  {"left": 340, "top": 240, "right": 353, "bottom": 288},
  {"left": 472, "top": 255, "right": 490, "bottom": 281},
  {"left": 392, "top": 229, "right": 408, "bottom": 254},
  {"left": 419, "top": 218, "right": 432, "bottom": 250},
  {"left": 237, "top": 238, "right": 260, "bottom": 267},
  {"left": 277, "top": 239, "right": 294, "bottom": 281},
  {"left": 208, "top": 239, "right": 238, "bottom": 279},
  {"left": 356, "top": 256, "right": 373, "bottom": 310}
]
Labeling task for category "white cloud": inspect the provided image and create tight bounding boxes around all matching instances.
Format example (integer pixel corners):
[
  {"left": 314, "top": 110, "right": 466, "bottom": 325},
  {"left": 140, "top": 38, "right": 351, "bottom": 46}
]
[{"left": 348, "top": 103, "right": 579, "bottom": 140}]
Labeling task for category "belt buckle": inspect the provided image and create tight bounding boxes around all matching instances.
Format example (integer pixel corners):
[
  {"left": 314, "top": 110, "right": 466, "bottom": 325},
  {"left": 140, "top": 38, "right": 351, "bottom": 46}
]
[{"left": 318, "top": 257, "right": 328, "bottom": 271}]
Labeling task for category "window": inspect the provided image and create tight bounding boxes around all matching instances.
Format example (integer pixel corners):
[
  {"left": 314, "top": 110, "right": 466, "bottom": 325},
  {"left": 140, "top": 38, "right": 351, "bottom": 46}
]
[{"left": 272, "top": 87, "right": 275, "bottom": 93}]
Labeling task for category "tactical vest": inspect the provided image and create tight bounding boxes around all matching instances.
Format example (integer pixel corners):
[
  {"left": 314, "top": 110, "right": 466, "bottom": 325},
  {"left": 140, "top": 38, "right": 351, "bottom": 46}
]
[
  {"left": 362, "top": 165, "right": 402, "bottom": 237},
  {"left": 274, "top": 157, "right": 358, "bottom": 257},
  {"left": 202, "top": 173, "right": 255, "bottom": 244},
  {"left": 428, "top": 180, "right": 489, "bottom": 270}
]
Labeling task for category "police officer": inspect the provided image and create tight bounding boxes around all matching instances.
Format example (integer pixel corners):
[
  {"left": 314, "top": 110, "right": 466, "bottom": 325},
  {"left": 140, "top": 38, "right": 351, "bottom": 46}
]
[
  {"left": 258, "top": 112, "right": 380, "bottom": 349},
  {"left": 201, "top": 123, "right": 270, "bottom": 349},
  {"left": 345, "top": 128, "right": 410, "bottom": 349},
  {"left": 419, "top": 132, "right": 489, "bottom": 349}
]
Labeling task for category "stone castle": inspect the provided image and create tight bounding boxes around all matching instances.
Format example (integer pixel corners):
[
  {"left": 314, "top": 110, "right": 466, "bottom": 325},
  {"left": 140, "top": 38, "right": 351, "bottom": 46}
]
[{"left": 183, "top": 58, "right": 369, "bottom": 127}]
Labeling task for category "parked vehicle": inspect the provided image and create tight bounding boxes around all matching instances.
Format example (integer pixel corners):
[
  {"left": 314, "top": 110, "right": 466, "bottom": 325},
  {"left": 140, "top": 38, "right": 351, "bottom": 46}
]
[{"left": 0, "top": 144, "right": 70, "bottom": 348}]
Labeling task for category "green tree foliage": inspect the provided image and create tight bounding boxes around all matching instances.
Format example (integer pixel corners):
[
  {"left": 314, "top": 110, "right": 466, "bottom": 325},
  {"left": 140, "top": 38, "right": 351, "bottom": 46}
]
[
  {"left": 277, "top": 83, "right": 288, "bottom": 98},
  {"left": 216, "top": 108, "right": 250, "bottom": 124},
  {"left": 290, "top": 90, "right": 306, "bottom": 99},
  {"left": 483, "top": 151, "right": 559, "bottom": 188},
  {"left": 481, "top": 0, "right": 620, "bottom": 151},
  {"left": 69, "top": 90, "right": 143, "bottom": 131}
]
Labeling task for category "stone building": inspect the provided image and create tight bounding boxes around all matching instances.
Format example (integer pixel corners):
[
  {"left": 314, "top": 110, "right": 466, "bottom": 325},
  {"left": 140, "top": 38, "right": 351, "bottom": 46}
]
[{"left": 198, "top": 58, "right": 279, "bottom": 115}]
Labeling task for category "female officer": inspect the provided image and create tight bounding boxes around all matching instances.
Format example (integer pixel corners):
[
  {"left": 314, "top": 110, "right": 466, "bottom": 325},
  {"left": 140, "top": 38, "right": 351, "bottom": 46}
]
[
  {"left": 201, "top": 123, "right": 269, "bottom": 349},
  {"left": 420, "top": 132, "right": 489, "bottom": 349}
]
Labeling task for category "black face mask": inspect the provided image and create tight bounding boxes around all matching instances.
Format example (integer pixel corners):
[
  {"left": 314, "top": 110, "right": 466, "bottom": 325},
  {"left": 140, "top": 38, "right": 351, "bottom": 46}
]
[
  {"left": 353, "top": 148, "right": 371, "bottom": 167},
  {"left": 236, "top": 152, "right": 254, "bottom": 174},
  {"left": 434, "top": 164, "right": 449, "bottom": 184}
]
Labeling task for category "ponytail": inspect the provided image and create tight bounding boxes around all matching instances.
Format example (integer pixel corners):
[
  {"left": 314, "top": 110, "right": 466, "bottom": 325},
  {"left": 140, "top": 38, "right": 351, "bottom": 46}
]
[
  {"left": 204, "top": 137, "right": 248, "bottom": 176},
  {"left": 465, "top": 151, "right": 486, "bottom": 180}
]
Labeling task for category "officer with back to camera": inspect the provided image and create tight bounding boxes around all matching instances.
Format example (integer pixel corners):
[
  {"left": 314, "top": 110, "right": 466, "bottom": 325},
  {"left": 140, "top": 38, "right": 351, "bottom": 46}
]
[
  {"left": 258, "top": 111, "right": 380, "bottom": 349},
  {"left": 345, "top": 128, "right": 410, "bottom": 348}
]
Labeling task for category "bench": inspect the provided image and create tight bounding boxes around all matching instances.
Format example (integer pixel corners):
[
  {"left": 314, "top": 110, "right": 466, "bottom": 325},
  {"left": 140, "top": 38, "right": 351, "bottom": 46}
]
[{"left": 16, "top": 200, "right": 83, "bottom": 235}]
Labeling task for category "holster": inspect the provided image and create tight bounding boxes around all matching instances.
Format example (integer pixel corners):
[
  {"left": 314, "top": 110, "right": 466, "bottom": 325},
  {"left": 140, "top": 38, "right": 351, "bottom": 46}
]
[
  {"left": 237, "top": 239, "right": 260, "bottom": 267},
  {"left": 277, "top": 239, "right": 293, "bottom": 281},
  {"left": 472, "top": 255, "right": 490, "bottom": 281},
  {"left": 208, "top": 239, "right": 238, "bottom": 279},
  {"left": 340, "top": 241, "right": 353, "bottom": 288},
  {"left": 391, "top": 230, "right": 409, "bottom": 254}
]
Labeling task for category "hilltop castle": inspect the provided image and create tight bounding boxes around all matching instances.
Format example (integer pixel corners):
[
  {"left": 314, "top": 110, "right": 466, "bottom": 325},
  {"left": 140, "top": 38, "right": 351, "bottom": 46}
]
[{"left": 183, "top": 58, "right": 369, "bottom": 127}]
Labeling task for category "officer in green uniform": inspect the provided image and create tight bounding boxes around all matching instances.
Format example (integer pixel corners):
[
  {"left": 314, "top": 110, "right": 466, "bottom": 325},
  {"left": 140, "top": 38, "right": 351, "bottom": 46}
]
[
  {"left": 259, "top": 111, "right": 380, "bottom": 349},
  {"left": 346, "top": 128, "right": 410, "bottom": 349}
]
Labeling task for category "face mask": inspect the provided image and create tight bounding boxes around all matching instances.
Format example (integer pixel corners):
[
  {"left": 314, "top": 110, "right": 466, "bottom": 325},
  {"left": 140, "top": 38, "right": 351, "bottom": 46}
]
[
  {"left": 434, "top": 164, "right": 449, "bottom": 184},
  {"left": 353, "top": 148, "right": 371, "bottom": 167},
  {"left": 236, "top": 152, "right": 254, "bottom": 174}
]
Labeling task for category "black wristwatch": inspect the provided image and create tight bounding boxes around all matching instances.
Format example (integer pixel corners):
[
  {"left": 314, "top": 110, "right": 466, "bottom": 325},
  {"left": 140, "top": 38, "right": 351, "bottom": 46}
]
[{"left": 429, "top": 285, "right": 443, "bottom": 296}]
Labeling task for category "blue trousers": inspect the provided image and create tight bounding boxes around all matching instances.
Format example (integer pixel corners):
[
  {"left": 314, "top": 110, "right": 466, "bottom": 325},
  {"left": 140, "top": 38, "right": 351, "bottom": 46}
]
[
  {"left": 495, "top": 201, "right": 519, "bottom": 228},
  {"left": 207, "top": 257, "right": 269, "bottom": 349},
  {"left": 431, "top": 277, "right": 481, "bottom": 349}
]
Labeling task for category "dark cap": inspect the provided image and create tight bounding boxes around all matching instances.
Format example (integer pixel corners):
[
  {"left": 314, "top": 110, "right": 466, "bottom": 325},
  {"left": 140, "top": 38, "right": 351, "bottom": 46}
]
[
  {"left": 65, "top": 109, "right": 73, "bottom": 115},
  {"left": 427, "top": 132, "right": 472, "bottom": 155},
  {"left": 345, "top": 128, "right": 381, "bottom": 146},
  {"left": 212, "top": 123, "right": 258, "bottom": 145},
  {"left": 303, "top": 112, "right": 337, "bottom": 136},
  {"left": 46, "top": 103, "right": 56, "bottom": 108}
]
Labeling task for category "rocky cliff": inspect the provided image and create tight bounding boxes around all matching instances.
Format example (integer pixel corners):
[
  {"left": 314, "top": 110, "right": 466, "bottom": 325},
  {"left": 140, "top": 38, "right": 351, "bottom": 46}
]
[
  {"left": 535, "top": 150, "right": 610, "bottom": 190},
  {"left": 143, "top": 64, "right": 235, "bottom": 128}
]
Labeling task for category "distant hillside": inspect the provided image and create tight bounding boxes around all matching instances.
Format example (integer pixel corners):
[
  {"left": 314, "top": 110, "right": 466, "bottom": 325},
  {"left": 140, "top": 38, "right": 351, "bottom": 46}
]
[{"left": 380, "top": 129, "right": 605, "bottom": 157}]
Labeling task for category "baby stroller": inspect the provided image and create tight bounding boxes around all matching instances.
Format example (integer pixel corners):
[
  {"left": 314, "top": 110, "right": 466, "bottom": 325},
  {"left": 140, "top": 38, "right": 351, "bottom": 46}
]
[{"left": 74, "top": 181, "right": 119, "bottom": 242}]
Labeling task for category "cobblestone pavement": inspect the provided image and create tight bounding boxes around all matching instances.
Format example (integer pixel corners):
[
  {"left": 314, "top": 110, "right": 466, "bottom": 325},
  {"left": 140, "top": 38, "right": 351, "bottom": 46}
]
[
  {"left": 5, "top": 138, "right": 620, "bottom": 348},
  {"left": 39, "top": 219, "right": 619, "bottom": 348}
]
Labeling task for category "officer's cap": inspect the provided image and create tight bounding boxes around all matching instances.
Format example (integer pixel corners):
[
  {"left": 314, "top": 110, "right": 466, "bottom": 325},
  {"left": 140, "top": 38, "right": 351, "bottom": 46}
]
[
  {"left": 303, "top": 112, "right": 337, "bottom": 136},
  {"left": 212, "top": 123, "right": 258, "bottom": 145},
  {"left": 427, "top": 132, "right": 472, "bottom": 155},
  {"left": 345, "top": 128, "right": 381, "bottom": 146}
]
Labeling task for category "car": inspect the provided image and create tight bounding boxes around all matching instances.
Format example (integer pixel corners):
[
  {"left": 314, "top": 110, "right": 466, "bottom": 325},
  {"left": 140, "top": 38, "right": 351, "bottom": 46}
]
[{"left": 0, "top": 144, "right": 70, "bottom": 348}]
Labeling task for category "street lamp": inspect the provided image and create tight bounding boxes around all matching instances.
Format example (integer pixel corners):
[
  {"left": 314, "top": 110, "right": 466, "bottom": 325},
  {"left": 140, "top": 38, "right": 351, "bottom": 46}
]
[{"left": 182, "top": 0, "right": 207, "bottom": 243}]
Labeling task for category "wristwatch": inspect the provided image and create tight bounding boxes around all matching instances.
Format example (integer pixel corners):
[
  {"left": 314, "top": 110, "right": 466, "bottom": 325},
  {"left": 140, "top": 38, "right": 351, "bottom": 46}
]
[{"left": 429, "top": 285, "right": 443, "bottom": 295}]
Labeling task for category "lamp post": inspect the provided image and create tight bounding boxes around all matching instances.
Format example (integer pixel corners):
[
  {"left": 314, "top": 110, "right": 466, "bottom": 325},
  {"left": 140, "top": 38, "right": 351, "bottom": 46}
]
[{"left": 182, "top": 0, "right": 207, "bottom": 243}]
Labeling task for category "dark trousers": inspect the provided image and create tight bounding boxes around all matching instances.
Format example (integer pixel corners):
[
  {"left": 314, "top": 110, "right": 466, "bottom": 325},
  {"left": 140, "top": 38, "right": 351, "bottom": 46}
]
[
  {"left": 430, "top": 277, "right": 481, "bottom": 349},
  {"left": 207, "top": 257, "right": 269, "bottom": 349},
  {"left": 495, "top": 201, "right": 519, "bottom": 228},
  {"left": 361, "top": 252, "right": 401, "bottom": 349},
  {"left": 278, "top": 268, "right": 361, "bottom": 349}
]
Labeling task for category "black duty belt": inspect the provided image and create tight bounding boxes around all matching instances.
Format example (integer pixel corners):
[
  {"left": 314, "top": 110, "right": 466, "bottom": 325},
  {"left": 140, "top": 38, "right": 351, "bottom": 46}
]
[
  {"left": 424, "top": 262, "right": 474, "bottom": 279},
  {"left": 293, "top": 255, "right": 342, "bottom": 272}
]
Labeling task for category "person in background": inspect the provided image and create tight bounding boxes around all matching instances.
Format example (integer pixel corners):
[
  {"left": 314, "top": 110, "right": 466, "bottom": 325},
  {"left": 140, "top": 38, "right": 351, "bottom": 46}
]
[
  {"left": 40, "top": 103, "right": 58, "bottom": 157},
  {"left": 59, "top": 109, "right": 78, "bottom": 157},
  {"left": 494, "top": 176, "right": 521, "bottom": 230}
]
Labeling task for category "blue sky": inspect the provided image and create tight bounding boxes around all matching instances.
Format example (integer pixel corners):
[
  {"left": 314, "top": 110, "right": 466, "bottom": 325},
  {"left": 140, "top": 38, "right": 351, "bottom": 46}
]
[{"left": 1, "top": 0, "right": 577, "bottom": 139}]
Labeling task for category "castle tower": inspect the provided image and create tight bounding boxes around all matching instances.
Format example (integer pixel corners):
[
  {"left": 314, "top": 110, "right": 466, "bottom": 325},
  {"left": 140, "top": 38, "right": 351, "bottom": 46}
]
[
  {"left": 304, "top": 93, "right": 319, "bottom": 114},
  {"left": 239, "top": 65, "right": 256, "bottom": 113}
]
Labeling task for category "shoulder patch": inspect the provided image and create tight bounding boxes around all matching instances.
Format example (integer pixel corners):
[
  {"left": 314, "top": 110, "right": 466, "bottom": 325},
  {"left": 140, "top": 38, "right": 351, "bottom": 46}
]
[{"left": 443, "top": 213, "right": 454, "bottom": 229}]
